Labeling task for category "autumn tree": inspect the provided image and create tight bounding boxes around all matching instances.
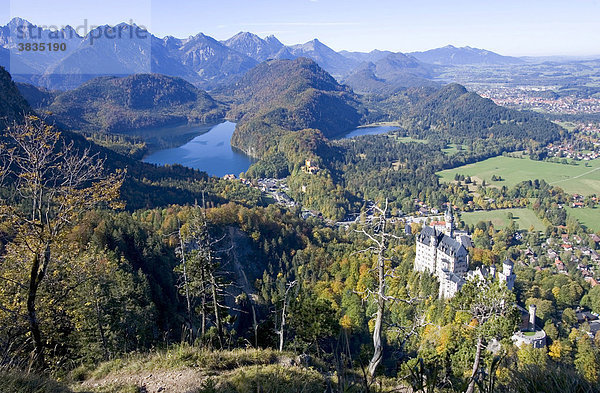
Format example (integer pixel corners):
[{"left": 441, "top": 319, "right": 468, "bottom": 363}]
[
  {"left": 0, "top": 116, "right": 123, "bottom": 369},
  {"left": 452, "top": 277, "right": 518, "bottom": 393}
]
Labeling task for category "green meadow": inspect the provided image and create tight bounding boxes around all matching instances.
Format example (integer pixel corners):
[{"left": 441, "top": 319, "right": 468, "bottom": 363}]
[
  {"left": 566, "top": 206, "right": 600, "bottom": 232},
  {"left": 460, "top": 208, "right": 546, "bottom": 231},
  {"left": 437, "top": 155, "right": 600, "bottom": 196}
]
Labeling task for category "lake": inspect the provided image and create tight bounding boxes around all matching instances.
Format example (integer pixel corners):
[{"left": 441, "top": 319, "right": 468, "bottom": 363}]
[
  {"left": 141, "top": 123, "right": 397, "bottom": 177},
  {"left": 142, "top": 121, "right": 254, "bottom": 177}
]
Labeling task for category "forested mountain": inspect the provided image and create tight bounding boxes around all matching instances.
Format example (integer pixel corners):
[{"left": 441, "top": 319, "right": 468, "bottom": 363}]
[
  {"left": 399, "top": 83, "right": 563, "bottom": 142},
  {"left": 0, "top": 65, "right": 33, "bottom": 121},
  {"left": 38, "top": 74, "right": 225, "bottom": 132},
  {"left": 409, "top": 44, "right": 524, "bottom": 65},
  {"left": 228, "top": 57, "right": 363, "bottom": 156},
  {"left": 14, "top": 82, "right": 57, "bottom": 108}
]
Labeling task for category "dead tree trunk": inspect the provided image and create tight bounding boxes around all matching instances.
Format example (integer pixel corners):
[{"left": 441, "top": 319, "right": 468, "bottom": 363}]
[
  {"left": 465, "top": 335, "right": 483, "bottom": 393},
  {"left": 178, "top": 225, "right": 193, "bottom": 331},
  {"left": 278, "top": 280, "right": 296, "bottom": 352},
  {"left": 368, "top": 251, "right": 386, "bottom": 378},
  {"left": 210, "top": 271, "right": 224, "bottom": 348},
  {"left": 27, "top": 245, "right": 50, "bottom": 371}
]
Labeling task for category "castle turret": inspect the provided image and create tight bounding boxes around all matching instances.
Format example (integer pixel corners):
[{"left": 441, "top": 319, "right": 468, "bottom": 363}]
[
  {"left": 500, "top": 259, "right": 516, "bottom": 291},
  {"left": 445, "top": 204, "right": 454, "bottom": 237},
  {"left": 529, "top": 304, "right": 537, "bottom": 330}
]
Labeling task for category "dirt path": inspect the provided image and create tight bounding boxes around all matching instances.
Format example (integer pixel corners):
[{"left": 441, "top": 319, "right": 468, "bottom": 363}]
[{"left": 78, "top": 368, "right": 208, "bottom": 393}]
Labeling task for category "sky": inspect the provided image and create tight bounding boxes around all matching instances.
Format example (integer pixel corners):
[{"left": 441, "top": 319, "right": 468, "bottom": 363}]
[{"left": 1, "top": 0, "right": 599, "bottom": 56}]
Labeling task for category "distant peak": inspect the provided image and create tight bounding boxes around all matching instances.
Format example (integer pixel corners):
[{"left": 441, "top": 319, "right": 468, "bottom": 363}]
[
  {"left": 235, "top": 31, "right": 255, "bottom": 38},
  {"left": 8, "top": 17, "right": 33, "bottom": 26}
]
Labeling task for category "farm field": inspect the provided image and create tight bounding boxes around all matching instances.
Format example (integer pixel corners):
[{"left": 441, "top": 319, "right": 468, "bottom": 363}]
[
  {"left": 437, "top": 156, "right": 600, "bottom": 196},
  {"left": 566, "top": 207, "right": 600, "bottom": 232},
  {"left": 460, "top": 208, "right": 546, "bottom": 231}
]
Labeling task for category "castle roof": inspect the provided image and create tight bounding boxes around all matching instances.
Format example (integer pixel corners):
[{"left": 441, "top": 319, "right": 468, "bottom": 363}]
[{"left": 417, "top": 225, "right": 467, "bottom": 257}]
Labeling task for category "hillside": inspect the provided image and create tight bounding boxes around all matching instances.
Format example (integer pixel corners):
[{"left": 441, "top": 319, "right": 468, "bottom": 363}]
[
  {"left": 401, "top": 83, "right": 563, "bottom": 142},
  {"left": 43, "top": 73, "right": 225, "bottom": 132},
  {"left": 0, "top": 66, "right": 33, "bottom": 123},
  {"left": 228, "top": 57, "right": 364, "bottom": 157}
]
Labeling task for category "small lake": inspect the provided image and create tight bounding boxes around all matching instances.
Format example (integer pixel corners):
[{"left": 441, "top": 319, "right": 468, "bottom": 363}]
[
  {"left": 140, "top": 123, "right": 397, "bottom": 177},
  {"left": 142, "top": 121, "right": 255, "bottom": 177}
]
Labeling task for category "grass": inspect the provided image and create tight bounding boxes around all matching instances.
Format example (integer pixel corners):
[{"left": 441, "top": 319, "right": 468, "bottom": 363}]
[
  {"left": 71, "top": 345, "right": 331, "bottom": 393},
  {"left": 460, "top": 208, "right": 546, "bottom": 231},
  {"left": 0, "top": 372, "right": 72, "bottom": 393},
  {"left": 522, "top": 331, "right": 537, "bottom": 337},
  {"left": 437, "top": 155, "right": 600, "bottom": 196},
  {"left": 214, "top": 365, "right": 326, "bottom": 393},
  {"left": 566, "top": 206, "right": 600, "bottom": 232},
  {"left": 86, "top": 346, "right": 283, "bottom": 380},
  {"left": 442, "top": 143, "right": 464, "bottom": 155}
]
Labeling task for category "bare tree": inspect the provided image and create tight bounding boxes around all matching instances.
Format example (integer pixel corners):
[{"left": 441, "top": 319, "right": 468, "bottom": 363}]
[
  {"left": 173, "top": 204, "right": 233, "bottom": 349},
  {"left": 355, "top": 199, "right": 422, "bottom": 382},
  {"left": 0, "top": 116, "right": 124, "bottom": 369},
  {"left": 277, "top": 280, "right": 296, "bottom": 352}
]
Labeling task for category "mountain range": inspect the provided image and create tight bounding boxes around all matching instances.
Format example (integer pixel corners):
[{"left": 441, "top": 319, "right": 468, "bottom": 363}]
[{"left": 0, "top": 18, "right": 530, "bottom": 91}]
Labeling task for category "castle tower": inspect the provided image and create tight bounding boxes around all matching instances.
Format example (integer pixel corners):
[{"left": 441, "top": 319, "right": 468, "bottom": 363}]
[
  {"left": 445, "top": 204, "right": 454, "bottom": 237},
  {"left": 529, "top": 304, "right": 537, "bottom": 330},
  {"left": 500, "top": 259, "right": 516, "bottom": 291}
]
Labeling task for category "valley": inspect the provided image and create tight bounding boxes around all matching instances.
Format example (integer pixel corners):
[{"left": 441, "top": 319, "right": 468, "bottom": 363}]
[{"left": 1, "top": 9, "right": 600, "bottom": 393}]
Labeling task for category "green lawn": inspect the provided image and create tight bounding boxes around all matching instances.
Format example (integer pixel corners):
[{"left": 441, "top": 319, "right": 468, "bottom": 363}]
[
  {"left": 437, "top": 156, "right": 600, "bottom": 196},
  {"left": 460, "top": 208, "right": 546, "bottom": 231},
  {"left": 442, "top": 143, "right": 464, "bottom": 155},
  {"left": 566, "top": 206, "right": 600, "bottom": 232}
]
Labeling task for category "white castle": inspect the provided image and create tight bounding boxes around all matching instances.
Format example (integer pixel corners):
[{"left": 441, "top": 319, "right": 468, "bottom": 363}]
[{"left": 414, "top": 206, "right": 515, "bottom": 298}]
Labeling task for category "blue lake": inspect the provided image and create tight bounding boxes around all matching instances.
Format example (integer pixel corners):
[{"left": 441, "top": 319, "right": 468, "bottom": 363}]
[
  {"left": 142, "top": 121, "right": 254, "bottom": 177},
  {"left": 141, "top": 123, "right": 398, "bottom": 177}
]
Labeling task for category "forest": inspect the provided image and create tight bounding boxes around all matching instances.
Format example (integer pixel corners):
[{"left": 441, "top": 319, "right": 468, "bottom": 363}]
[{"left": 0, "top": 55, "right": 599, "bottom": 393}]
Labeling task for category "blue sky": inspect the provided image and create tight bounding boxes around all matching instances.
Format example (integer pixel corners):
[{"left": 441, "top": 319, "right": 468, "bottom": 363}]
[{"left": 2, "top": 0, "right": 599, "bottom": 56}]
